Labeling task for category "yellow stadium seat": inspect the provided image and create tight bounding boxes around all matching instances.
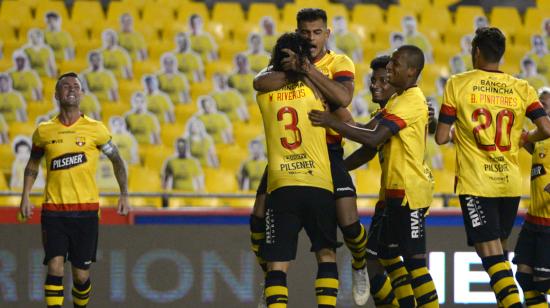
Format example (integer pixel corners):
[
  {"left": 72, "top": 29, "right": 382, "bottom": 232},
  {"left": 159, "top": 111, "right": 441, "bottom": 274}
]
[
  {"left": 190, "top": 81, "right": 213, "bottom": 102},
  {"left": 233, "top": 122, "right": 262, "bottom": 149},
  {"left": 130, "top": 196, "right": 162, "bottom": 208},
  {"left": 454, "top": 5, "right": 485, "bottom": 30},
  {"left": 71, "top": 1, "right": 105, "bottom": 26},
  {"left": 432, "top": 0, "right": 460, "bottom": 7},
  {"left": 101, "top": 103, "right": 130, "bottom": 120},
  {"left": 419, "top": 6, "right": 452, "bottom": 35},
  {"left": 204, "top": 167, "right": 238, "bottom": 193},
  {"left": 120, "top": 0, "right": 148, "bottom": 13},
  {"left": 385, "top": 5, "right": 413, "bottom": 29},
  {"left": 223, "top": 197, "right": 255, "bottom": 208},
  {"left": 0, "top": 1, "right": 32, "bottom": 29},
  {"left": 280, "top": 3, "right": 299, "bottom": 30},
  {"left": 129, "top": 166, "right": 162, "bottom": 192},
  {"left": 211, "top": 2, "right": 245, "bottom": 30},
  {"left": 141, "top": 4, "right": 174, "bottom": 33},
  {"left": 218, "top": 41, "right": 247, "bottom": 63},
  {"left": 0, "top": 144, "right": 14, "bottom": 175},
  {"left": 399, "top": 0, "right": 430, "bottom": 14},
  {"left": 295, "top": 0, "right": 328, "bottom": 7},
  {"left": 177, "top": 2, "right": 209, "bottom": 25},
  {"left": 167, "top": 197, "right": 186, "bottom": 208},
  {"left": 217, "top": 144, "right": 247, "bottom": 171},
  {"left": 536, "top": 0, "right": 550, "bottom": 9},
  {"left": 8, "top": 122, "right": 34, "bottom": 139},
  {"left": 156, "top": 0, "right": 189, "bottom": 12},
  {"left": 351, "top": 4, "right": 383, "bottom": 30},
  {"left": 160, "top": 123, "right": 184, "bottom": 147},
  {"left": 118, "top": 80, "right": 142, "bottom": 104},
  {"left": 133, "top": 60, "right": 158, "bottom": 77},
  {"left": 325, "top": 3, "right": 349, "bottom": 22},
  {"left": 0, "top": 172, "right": 8, "bottom": 190},
  {"left": 185, "top": 197, "right": 221, "bottom": 207},
  {"left": 143, "top": 145, "right": 173, "bottom": 174},
  {"left": 500, "top": 46, "right": 524, "bottom": 74},
  {"left": 204, "top": 62, "right": 233, "bottom": 80},
  {"left": 19, "top": 0, "right": 40, "bottom": 10},
  {"left": 27, "top": 102, "right": 53, "bottom": 123},
  {"left": 35, "top": 1, "right": 69, "bottom": 22},
  {"left": 489, "top": 7, "right": 522, "bottom": 39},
  {"left": 174, "top": 104, "right": 197, "bottom": 123},
  {"left": 248, "top": 3, "right": 280, "bottom": 25}
]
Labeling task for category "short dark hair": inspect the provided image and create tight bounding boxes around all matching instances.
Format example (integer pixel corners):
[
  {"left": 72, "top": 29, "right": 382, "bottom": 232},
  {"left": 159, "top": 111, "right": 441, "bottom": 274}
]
[
  {"left": 55, "top": 72, "right": 81, "bottom": 92},
  {"left": 370, "top": 55, "right": 390, "bottom": 71},
  {"left": 522, "top": 57, "right": 534, "bottom": 66},
  {"left": 269, "top": 32, "right": 313, "bottom": 81},
  {"left": 14, "top": 139, "right": 31, "bottom": 153},
  {"left": 297, "top": 8, "right": 327, "bottom": 25},
  {"left": 472, "top": 27, "right": 506, "bottom": 63},
  {"left": 397, "top": 45, "right": 425, "bottom": 78},
  {"left": 45, "top": 11, "right": 59, "bottom": 19}
]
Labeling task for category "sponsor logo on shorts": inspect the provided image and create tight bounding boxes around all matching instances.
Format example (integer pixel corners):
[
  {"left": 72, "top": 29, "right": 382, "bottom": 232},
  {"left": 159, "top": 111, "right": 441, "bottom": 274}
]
[
  {"left": 410, "top": 210, "right": 424, "bottom": 239},
  {"left": 534, "top": 266, "right": 550, "bottom": 273},
  {"left": 265, "top": 208, "right": 275, "bottom": 244},
  {"left": 366, "top": 248, "right": 378, "bottom": 256},
  {"left": 336, "top": 187, "right": 355, "bottom": 192},
  {"left": 84, "top": 261, "right": 92, "bottom": 265},
  {"left": 50, "top": 152, "right": 87, "bottom": 170},
  {"left": 465, "top": 196, "right": 486, "bottom": 228}
]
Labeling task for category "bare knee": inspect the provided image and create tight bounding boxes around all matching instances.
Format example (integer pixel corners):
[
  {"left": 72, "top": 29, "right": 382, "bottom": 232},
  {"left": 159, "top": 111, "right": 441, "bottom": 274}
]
[
  {"left": 336, "top": 197, "right": 359, "bottom": 227},
  {"left": 47, "top": 257, "right": 65, "bottom": 277},
  {"left": 267, "top": 262, "right": 289, "bottom": 273},
  {"left": 252, "top": 194, "right": 266, "bottom": 218},
  {"left": 72, "top": 267, "right": 90, "bottom": 284},
  {"left": 316, "top": 248, "right": 336, "bottom": 263}
]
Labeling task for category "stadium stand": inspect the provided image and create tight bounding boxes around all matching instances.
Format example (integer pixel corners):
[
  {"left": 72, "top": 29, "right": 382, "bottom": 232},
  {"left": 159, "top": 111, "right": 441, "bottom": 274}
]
[{"left": 0, "top": 0, "right": 546, "bottom": 209}]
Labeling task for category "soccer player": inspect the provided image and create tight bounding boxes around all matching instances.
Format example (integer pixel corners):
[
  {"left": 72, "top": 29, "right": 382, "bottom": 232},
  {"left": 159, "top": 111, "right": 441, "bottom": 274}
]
[
  {"left": 157, "top": 52, "right": 190, "bottom": 104},
  {"left": 124, "top": 91, "right": 160, "bottom": 145},
  {"left": 228, "top": 54, "right": 256, "bottom": 104},
  {"left": 527, "top": 35, "right": 550, "bottom": 82},
  {"left": 193, "top": 95, "right": 233, "bottom": 144},
  {"left": 81, "top": 51, "right": 119, "bottom": 102},
  {"left": 19, "top": 72, "right": 129, "bottom": 308},
  {"left": 258, "top": 32, "right": 339, "bottom": 308},
  {"left": 118, "top": 13, "right": 148, "bottom": 61},
  {"left": 402, "top": 16, "right": 432, "bottom": 62},
  {"left": 183, "top": 117, "right": 219, "bottom": 168},
  {"left": 172, "top": 32, "right": 204, "bottom": 82},
  {"left": 9, "top": 50, "right": 43, "bottom": 102},
  {"left": 259, "top": 16, "right": 278, "bottom": 53},
  {"left": 245, "top": 33, "right": 270, "bottom": 73},
  {"left": 520, "top": 57, "right": 548, "bottom": 90},
  {"left": 0, "top": 73, "right": 27, "bottom": 123},
  {"left": 109, "top": 116, "right": 139, "bottom": 165},
  {"left": 310, "top": 45, "right": 439, "bottom": 307},
  {"left": 211, "top": 73, "right": 249, "bottom": 122},
  {"left": 100, "top": 29, "right": 133, "bottom": 80},
  {"left": 23, "top": 28, "right": 57, "bottom": 78},
  {"left": 332, "top": 15, "right": 362, "bottom": 62},
  {"left": 188, "top": 14, "right": 218, "bottom": 62},
  {"left": 436, "top": 27, "right": 550, "bottom": 307},
  {"left": 514, "top": 86, "right": 550, "bottom": 307},
  {"left": 238, "top": 139, "right": 267, "bottom": 191},
  {"left": 142, "top": 75, "right": 175, "bottom": 124},
  {"left": 251, "top": 8, "right": 370, "bottom": 306}
]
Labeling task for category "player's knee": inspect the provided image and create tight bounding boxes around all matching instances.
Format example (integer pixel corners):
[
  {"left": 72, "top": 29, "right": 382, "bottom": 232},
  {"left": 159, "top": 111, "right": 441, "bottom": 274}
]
[
  {"left": 252, "top": 194, "right": 266, "bottom": 217},
  {"left": 316, "top": 248, "right": 336, "bottom": 263},
  {"left": 335, "top": 197, "right": 358, "bottom": 227},
  {"left": 267, "top": 262, "right": 289, "bottom": 273},
  {"left": 367, "top": 260, "right": 386, "bottom": 278},
  {"left": 72, "top": 268, "right": 90, "bottom": 285},
  {"left": 47, "top": 257, "right": 65, "bottom": 276}
]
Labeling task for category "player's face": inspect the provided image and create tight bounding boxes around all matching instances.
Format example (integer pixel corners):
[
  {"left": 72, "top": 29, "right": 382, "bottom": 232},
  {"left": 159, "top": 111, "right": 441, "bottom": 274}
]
[
  {"left": 90, "top": 54, "right": 101, "bottom": 67},
  {"left": 46, "top": 16, "right": 59, "bottom": 30},
  {"left": 163, "top": 57, "right": 176, "bottom": 72},
  {"left": 121, "top": 15, "right": 132, "bottom": 31},
  {"left": 176, "top": 34, "right": 188, "bottom": 50},
  {"left": 250, "top": 36, "right": 262, "bottom": 51},
  {"left": 370, "top": 67, "right": 394, "bottom": 104},
  {"left": 133, "top": 94, "right": 146, "bottom": 111},
  {"left": 176, "top": 140, "right": 187, "bottom": 155},
  {"left": 540, "top": 93, "right": 550, "bottom": 114},
  {"left": 250, "top": 142, "right": 263, "bottom": 158},
  {"left": 403, "top": 19, "right": 415, "bottom": 34},
  {"left": 56, "top": 76, "right": 83, "bottom": 107},
  {"left": 111, "top": 118, "right": 124, "bottom": 132},
  {"left": 262, "top": 19, "right": 274, "bottom": 34},
  {"left": 15, "top": 144, "right": 31, "bottom": 159},
  {"left": 297, "top": 19, "right": 329, "bottom": 59},
  {"left": 386, "top": 51, "right": 409, "bottom": 88},
  {"left": 202, "top": 98, "right": 216, "bottom": 113},
  {"left": 30, "top": 31, "right": 42, "bottom": 45},
  {"left": 15, "top": 57, "right": 25, "bottom": 70}
]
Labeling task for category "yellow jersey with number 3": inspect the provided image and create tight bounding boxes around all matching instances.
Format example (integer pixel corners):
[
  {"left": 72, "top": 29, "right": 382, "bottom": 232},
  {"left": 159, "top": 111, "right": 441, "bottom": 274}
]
[
  {"left": 528, "top": 139, "right": 550, "bottom": 226},
  {"left": 439, "top": 69, "right": 546, "bottom": 197},
  {"left": 257, "top": 81, "right": 332, "bottom": 193},
  {"left": 31, "top": 115, "right": 111, "bottom": 216}
]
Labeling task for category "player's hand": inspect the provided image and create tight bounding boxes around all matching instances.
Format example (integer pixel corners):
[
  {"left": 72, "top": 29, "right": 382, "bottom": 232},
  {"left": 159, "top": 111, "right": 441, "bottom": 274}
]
[
  {"left": 544, "top": 184, "right": 550, "bottom": 194},
  {"left": 519, "top": 129, "right": 529, "bottom": 148},
  {"left": 281, "top": 48, "right": 299, "bottom": 72},
  {"left": 449, "top": 125, "right": 456, "bottom": 143},
  {"left": 308, "top": 109, "right": 336, "bottom": 127},
  {"left": 19, "top": 195, "right": 34, "bottom": 220},
  {"left": 117, "top": 194, "right": 130, "bottom": 216},
  {"left": 428, "top": 102, "right": 435, "bottom": 124}
]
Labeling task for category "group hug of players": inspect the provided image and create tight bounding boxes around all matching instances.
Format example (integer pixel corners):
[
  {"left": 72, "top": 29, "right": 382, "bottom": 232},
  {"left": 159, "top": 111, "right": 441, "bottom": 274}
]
[{"left": 250, "top": 8, "right": 550, "bottom": 308}]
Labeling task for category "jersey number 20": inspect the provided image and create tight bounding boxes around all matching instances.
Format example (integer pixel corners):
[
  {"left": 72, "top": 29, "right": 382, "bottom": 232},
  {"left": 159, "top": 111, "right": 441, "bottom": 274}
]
[
  {"left": 277, "top": 106, "right": 302, "bottom": 150},
  {"left": 472, "top": 108, "right": 515, "bottom": 152}
]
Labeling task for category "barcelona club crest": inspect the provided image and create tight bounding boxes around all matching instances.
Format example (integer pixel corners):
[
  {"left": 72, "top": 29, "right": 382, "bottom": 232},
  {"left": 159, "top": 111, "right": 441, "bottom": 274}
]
[{"left": 75, "top": 136, "right": 86, "bottom": 147}]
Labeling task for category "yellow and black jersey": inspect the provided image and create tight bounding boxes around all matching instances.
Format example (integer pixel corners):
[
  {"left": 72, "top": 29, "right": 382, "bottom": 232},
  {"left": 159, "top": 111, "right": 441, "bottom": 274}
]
[
  {"left": 257, "top": 80, "right": 332, "bottom": 193},
  {"left": 528, "top": 139, "right": 550, "bottom": 228},
  {"left": 439, "top": 69, "right": 546, "bottom": 197},
  {"left": 31, "top": 115, "right": 111, "bottom": 216}
]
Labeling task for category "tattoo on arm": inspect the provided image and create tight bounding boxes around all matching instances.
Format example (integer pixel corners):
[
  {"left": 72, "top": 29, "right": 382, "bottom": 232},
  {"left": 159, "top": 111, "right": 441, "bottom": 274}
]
[
  {"left": 24, "top": 167, "right": 38, "bottom": 178},
  {"left": 103, "top": 142, "right": 128, "bottom": 195}
]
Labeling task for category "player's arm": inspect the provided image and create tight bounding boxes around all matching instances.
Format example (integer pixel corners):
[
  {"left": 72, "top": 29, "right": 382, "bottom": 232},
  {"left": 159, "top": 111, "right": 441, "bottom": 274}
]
[
  {"left": 19, "top": 148, "right": 43, "bottom": 219},
  {"left": 524, "top": 115, "right": 550, "bottom": 143},
  {"left": 302, "top": 63, "right": 354, "bottom": 107},
  {"left": 101, "top": 141, "right": 129, "bottom": 215},
  {"left": 253, "top": 69, "right": 288, "bottom": 92},
  {"left": 309, "top": 109, "right": 392, "bottom": 149},
  {"left": 344, "top": 145, "right": 378, "bottom": 171},
  {"left": 435, "top": 103, "right": 456, "bottom": 145}
]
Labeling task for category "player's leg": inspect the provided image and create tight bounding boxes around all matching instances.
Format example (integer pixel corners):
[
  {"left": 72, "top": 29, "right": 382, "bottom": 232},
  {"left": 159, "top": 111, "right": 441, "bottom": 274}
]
[
  {"left": 395, "top": 204, "right": 439, "bottom": 307},
  {"left": 379, "top": 199, "right": 416, "bottom": 307},
  {"left": 532, "top": 231, "right": 550, "bottom": 301},
  {"left": 329, "top": 147, "right": 368, "bottom": 304},
  {"left": 260, "top": 187, "right": 301, "bottom": 308},
  {"left": 42, "top": 216, "right": 69, "bottom": 308},
  {"left": 304, "top": 187, "right": 340, "bottom": 308},
  {"left": 513, "top": 226, "right": 548, "bottom": 307},
  {"left": 460, "top": 195, "right": 522, "bottom": 307},
  {"left": 67, "top": 216, "right": 98, "bottom": 308},
  {"left": 367, "top": 202, "right": 398, "bottom": 307},
  {"left": 251, "top": 167, "right": 268, "bottom": 274}
]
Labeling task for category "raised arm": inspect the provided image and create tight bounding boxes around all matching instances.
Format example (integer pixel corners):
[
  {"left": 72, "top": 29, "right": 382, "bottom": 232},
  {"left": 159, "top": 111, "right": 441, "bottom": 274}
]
[
  {"left": 101, "top": 141, "right": 129, "bottom": 215},
  {"left": 253, "top": 70, "right": 288, "bottom": 92},
  {"left": 303, "top": 64, "right": 354, "bottom": 107}
]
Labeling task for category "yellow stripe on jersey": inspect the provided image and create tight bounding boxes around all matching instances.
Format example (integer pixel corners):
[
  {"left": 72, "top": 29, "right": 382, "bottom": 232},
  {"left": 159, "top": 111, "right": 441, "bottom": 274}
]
[
  {"left": 32, "top": 115, "right": 111, "bottom": 212},
  {"left": 257, "top": 81, "right": 332, "bottom": 193},
  {"left": 440, "top": 69, "right": 545, "bottom": 197},
  {"left": 529, "top": 139, "right": 550, "bottom": 223},
  {"left": 379, "top": 86, "right": 433, "bottom": 209}
]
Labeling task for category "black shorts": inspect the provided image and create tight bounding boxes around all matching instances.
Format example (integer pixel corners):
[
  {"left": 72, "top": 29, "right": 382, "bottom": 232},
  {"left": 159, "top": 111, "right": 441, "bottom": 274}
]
[
  {"left": 41, "top": 216, "right": 99, "bottom": 270},
  {"left": 513, "top": 223, "right": 550, "bottom": 278},
  {"left": 259, "top": 186, "right": 338, "bottom": 262},
  {"left": 366, "top": 201, "right": 399, "bottom": 259},
  {"left": 379, "top": 197, "right": 428, "bottom": 258},
  {"left": 459, "top": 195, "right": 519, "bottom": 246},
  {"left": 255, "top": 145, "right": 356, "bottom": 199},
  {"left": 328, "top": 145, "right": 357, "bottom": 199}
]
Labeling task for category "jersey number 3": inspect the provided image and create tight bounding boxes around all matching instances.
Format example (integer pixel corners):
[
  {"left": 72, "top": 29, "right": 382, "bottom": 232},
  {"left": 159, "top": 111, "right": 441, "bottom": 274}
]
[
  {"left": 471, "top": 108, "right": 515, "bottom": 152},
  {"left": 277, "top": 106, "right": 302, "bottom": 150}
]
